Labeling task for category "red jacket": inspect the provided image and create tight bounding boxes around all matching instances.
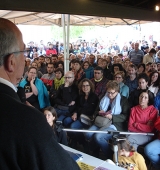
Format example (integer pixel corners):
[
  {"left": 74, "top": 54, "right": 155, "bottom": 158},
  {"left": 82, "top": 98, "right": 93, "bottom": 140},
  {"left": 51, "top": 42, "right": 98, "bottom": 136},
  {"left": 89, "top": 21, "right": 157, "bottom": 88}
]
[
  {"left": 154, "top": 116, "right": 160, "bottom": 139},
  {"left": 46, "top": 49, "right": 57, "bottom": 55},
  {"left": 128, "top": 105, "right": 158, "bottom": 133}
]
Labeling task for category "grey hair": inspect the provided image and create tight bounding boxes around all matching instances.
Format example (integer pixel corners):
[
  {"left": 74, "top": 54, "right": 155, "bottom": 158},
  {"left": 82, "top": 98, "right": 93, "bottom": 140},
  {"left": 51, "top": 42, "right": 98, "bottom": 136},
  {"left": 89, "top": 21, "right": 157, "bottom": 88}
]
[{"left": 0, "top": 27, "right": 19, "bottom": 66}]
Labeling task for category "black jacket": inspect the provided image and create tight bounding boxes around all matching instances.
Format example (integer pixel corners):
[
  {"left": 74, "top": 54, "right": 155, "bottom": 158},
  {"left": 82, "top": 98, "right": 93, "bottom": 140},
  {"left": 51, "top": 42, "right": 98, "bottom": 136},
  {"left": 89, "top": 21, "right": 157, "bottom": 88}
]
[
  {"left": 76, "top": 92, "right": 99, "bottom": 118},
  {"left": 54, "top": 83, "right": 79, "bottom": 114},
  {"left": 0, "top": 83, "right": 80, "bottom": 170}
]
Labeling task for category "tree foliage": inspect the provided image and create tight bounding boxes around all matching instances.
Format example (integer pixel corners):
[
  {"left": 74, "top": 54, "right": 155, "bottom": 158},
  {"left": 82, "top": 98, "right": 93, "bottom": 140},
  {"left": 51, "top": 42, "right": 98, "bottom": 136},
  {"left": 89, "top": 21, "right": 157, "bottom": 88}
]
[{"left": 51, "top": 25, "right": 95, "bottom": 41}]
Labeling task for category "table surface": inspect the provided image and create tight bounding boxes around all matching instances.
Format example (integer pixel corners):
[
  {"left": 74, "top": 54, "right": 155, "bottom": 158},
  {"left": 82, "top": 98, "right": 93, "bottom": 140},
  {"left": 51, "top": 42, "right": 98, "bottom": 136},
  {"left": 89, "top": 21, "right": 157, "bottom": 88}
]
[{"left": 61, "top": 144, "right": 125, "bottom": 170}]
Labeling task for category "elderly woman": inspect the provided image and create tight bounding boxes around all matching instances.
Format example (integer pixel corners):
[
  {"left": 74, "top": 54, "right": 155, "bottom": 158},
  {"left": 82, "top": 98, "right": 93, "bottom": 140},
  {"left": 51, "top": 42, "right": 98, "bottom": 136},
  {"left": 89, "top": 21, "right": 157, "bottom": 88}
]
[
  {"left": 114, "top": 71, "right": 129, "bottom": 98},
  {"left": 127, "top": 90, "right": 158, "bottom": 150},
  {"left": 85, "top": 80, "right": 130, "bottom": 159}
]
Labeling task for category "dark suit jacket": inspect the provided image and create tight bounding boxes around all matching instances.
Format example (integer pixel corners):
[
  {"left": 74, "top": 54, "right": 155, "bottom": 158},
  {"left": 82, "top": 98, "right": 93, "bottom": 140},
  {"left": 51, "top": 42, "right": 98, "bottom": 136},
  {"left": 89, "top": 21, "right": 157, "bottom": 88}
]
[{"left": 0, "top": 83, "right": 80, "bottom": 170}]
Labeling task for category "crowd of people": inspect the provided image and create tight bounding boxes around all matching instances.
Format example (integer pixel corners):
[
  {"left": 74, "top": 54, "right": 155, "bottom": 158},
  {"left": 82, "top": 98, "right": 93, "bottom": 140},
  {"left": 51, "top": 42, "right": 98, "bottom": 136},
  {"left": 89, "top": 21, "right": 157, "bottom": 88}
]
[{"left": 18, "top": 39, "right": 160, "bottom": 170}]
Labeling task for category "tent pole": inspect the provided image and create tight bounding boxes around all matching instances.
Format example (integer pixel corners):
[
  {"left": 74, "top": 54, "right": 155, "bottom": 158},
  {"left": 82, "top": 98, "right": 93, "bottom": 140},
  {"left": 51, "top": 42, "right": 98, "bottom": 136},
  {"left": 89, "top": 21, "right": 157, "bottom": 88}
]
[
  {"left": 62, "top": 14, "right": 67, "bottom": 73},
  {"left": 66, "top": 14, "right": 70, "bottom": 72}
]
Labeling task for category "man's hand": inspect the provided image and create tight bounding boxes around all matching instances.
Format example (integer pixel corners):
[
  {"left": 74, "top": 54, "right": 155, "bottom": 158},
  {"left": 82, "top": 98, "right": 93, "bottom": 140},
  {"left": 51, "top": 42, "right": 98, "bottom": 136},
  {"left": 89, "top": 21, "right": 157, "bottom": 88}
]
[
  {"left": 72, "top": 113, "right": 77, "bottom": 121},
  {"left": 64, "top": 81, "right": 69, "bottom": 87}
]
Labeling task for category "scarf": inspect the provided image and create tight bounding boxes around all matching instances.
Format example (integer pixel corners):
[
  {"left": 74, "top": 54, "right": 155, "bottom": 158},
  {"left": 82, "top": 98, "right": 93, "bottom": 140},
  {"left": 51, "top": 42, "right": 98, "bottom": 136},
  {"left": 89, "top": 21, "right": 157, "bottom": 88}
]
[
  {"left": 54, "top": 77, "right": 65, "bottom": 90},
  {"left": 99, "top": 93, "right": 122, "bottom": 115}
]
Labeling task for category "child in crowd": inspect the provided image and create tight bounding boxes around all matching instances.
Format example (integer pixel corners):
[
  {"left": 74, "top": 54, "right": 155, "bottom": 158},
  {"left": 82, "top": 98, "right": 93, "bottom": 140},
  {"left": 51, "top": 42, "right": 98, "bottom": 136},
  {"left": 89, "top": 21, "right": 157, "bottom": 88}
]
[
  {"left": 107, "top": 140, "right": 147, "bottom": 170},
  {"left": 43, "top": 106, "right": 68, "bottom": 146}
]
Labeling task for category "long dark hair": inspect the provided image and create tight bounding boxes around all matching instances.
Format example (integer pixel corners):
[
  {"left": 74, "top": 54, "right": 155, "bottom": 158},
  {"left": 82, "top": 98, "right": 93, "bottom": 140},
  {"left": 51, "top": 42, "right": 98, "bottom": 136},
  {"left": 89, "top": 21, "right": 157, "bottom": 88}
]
[{"left": 149, "top": 71, "right": 160, "bottom": 87}]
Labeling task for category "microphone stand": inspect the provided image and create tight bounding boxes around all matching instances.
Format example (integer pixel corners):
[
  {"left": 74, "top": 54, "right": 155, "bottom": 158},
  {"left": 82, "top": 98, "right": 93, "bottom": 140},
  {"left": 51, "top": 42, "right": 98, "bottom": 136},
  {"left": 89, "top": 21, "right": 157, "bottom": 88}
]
[{"left": 63, "top": 129, "right": 154, "bottom": 166}]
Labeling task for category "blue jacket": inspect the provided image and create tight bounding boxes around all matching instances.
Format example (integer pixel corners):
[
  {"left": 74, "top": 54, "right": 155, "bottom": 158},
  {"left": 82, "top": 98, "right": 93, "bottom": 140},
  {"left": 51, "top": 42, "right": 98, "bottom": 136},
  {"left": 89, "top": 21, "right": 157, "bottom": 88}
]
[
  {"left": 19, "top": 78, "right": 50, "bottom": 109},
  {"left": 119, "top": 82, "right": 129, "bottom": 98},
  {"left": 154, "top": 91, "right": 160, "bottom": 111},
  {"left": 83, "top": 66, "right": 94, "bottom": 79}
]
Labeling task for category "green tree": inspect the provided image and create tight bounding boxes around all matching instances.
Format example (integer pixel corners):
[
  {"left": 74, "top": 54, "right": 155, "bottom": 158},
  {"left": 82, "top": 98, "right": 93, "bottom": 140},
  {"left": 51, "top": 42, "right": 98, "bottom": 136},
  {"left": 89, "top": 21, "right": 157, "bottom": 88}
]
[{"left": 51, "top": 25, "right": 95, "bottom": 40}]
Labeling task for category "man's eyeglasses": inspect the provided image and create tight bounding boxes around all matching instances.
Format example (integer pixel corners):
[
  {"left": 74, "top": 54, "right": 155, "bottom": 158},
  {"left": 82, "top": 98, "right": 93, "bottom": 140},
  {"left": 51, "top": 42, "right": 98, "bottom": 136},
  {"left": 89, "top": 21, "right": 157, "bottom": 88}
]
[
  {"left": 2, "top": 49, "right": 30, "bottom": 58},
  {"left": 64, "top": 77, "right": 73, "bottom": 79}
]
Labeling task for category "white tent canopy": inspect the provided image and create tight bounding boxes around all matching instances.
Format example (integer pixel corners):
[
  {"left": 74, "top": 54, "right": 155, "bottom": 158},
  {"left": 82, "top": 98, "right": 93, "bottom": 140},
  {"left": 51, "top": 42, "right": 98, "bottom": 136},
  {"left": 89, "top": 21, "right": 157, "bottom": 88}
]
[{"left": 0, "top": 10, "right": 151, "bottom": 27}]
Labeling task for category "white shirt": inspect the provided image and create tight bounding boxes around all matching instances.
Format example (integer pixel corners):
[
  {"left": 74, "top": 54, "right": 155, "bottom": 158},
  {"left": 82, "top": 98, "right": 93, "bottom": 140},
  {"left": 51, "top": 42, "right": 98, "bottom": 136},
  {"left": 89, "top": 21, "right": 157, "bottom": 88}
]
[{"left": 0, "top": 78, "right": 17, "bottom": 92}]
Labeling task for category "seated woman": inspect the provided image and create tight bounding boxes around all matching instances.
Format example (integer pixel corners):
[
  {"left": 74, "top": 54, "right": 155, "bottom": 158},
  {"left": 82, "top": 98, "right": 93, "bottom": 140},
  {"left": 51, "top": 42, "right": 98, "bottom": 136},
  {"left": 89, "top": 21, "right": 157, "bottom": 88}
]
[
  {"left": 111, "top": 63, "right": 126, "bottom": 75},
  {"left": 137, "top": 63, "right": 145, "bottom": 75},
  {"left": 19, "top": 67, "right": 50, "bottom": 110},
  {"left": 82, "top": 61, "right": 94, "bottom": 79},
  {"left": 144, "top": 116, "right": 160, "bottom": 170},
  {"left": 114, "top": 71, "right": 129, "bottom": 98},
  {"left": 43, "top": 106, "right": 68, "bottom": 146},
  {"left": 85, "top": 80, "right": 130, "bottom": 159},
  {"left": 127, "top": 90, "right": 158, "bottom": 150},
  {"left": 107, "top": 140, "right": 147, "bottom": 170},
  {"left": 148, "top": 71, "right": 160, "bottom": 96},
  {"left": 49, "top": 68, "right": 64, "bottom": 106},
  {"left": 63, "top": 79, "right": 99, "bottom": 148},
  {"left": 129, "top": 72, "right": 154, "bottom": 108},
  {"left": 72, "top": 60, "right": 86, "bottom": 85}
]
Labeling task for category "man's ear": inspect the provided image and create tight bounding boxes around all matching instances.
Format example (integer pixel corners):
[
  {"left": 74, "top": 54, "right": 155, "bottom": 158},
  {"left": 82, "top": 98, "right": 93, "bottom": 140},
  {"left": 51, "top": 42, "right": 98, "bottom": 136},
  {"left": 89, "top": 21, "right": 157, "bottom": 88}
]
[{"left": 4, "top": 54, "right": 15, "bottom": 72}]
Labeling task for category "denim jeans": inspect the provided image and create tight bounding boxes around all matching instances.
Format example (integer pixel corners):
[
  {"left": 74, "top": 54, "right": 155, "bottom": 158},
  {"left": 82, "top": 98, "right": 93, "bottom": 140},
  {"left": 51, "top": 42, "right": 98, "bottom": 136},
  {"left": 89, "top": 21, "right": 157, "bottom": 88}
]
[
  {"left": 85, "top": 125, "right": 115, "bottom": 159},
  {"left": 55, "top": 108, "right": 69, "bottom": 117},
  {"left": 63, "top": 117, "right": 74, "bottom": 127},
  {"left": 144, "top": 139, "right": 160, "bottom": 170}
]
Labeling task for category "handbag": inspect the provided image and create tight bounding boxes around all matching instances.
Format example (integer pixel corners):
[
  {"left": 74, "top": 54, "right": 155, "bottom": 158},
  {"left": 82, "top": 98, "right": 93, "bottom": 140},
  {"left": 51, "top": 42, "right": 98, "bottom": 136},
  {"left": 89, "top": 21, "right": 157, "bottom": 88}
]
[
  {"left": 94, "top": 116, "right": 112, "bottom": 128},
  {"left": 80, "top": 114, "right": 94, "bottom": 126}
]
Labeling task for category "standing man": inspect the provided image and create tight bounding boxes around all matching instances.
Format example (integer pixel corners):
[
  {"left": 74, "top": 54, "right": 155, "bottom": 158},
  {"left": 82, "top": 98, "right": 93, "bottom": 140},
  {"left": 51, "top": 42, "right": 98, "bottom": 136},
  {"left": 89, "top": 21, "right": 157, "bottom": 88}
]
[
  {"left": 0, "top": 18, "right": 80, "bottom": 170},
  {"left": 128, "top": 42, "right": 144, "bottom": 65}
]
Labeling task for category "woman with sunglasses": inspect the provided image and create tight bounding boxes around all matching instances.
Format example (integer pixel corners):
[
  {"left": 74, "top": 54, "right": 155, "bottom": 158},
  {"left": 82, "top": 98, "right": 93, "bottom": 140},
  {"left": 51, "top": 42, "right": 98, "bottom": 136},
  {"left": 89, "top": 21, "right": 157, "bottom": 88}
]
[{"left": 85, "top": 80, "right": 130, "bottom": 159}]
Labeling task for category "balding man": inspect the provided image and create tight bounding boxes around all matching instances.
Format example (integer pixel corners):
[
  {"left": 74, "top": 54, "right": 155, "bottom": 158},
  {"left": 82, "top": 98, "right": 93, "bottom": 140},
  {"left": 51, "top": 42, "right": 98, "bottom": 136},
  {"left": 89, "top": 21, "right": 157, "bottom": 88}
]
[
  {"left": 128, "top": 42, "right": 144, "bottom": 65},
  {"left": 0, "top": 18, "right": 80, "bottom": 170},
  {"left": 53, "top": 71, "right": 79, "bottom": 125}
]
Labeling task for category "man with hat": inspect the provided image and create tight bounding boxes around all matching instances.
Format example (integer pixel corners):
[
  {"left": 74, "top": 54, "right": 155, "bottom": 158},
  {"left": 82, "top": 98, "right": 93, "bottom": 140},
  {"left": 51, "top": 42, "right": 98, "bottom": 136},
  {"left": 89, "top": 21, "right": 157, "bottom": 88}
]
[{"left": 143, "top": 48, "right": 156, "bottom": 64}]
